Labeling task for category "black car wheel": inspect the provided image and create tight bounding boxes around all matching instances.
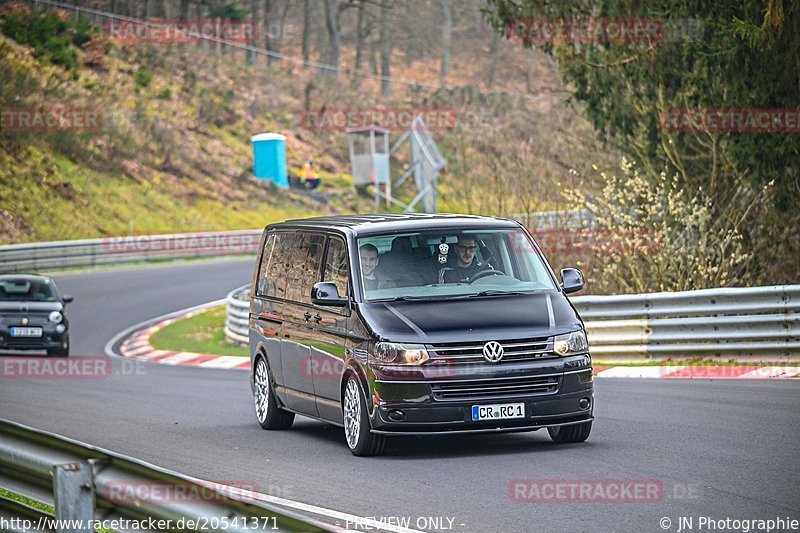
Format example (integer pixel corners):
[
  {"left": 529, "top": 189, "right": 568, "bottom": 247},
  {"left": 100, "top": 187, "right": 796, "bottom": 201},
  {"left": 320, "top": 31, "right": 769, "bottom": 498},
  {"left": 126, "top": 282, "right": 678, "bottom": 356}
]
[{"left": 548, "top": 421, "right": 592, "bottom": 443}]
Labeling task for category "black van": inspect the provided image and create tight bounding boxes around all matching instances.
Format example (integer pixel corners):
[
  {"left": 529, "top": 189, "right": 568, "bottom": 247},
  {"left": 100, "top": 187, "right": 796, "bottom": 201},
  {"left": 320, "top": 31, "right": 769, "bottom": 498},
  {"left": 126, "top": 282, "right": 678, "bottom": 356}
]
[{"left": 249, "top": 214, "right": 593, "bottom": 456}]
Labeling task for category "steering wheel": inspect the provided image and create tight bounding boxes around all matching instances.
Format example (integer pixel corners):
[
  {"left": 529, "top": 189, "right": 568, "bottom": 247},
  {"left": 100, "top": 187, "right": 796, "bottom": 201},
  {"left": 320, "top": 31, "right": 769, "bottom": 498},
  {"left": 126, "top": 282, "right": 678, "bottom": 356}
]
[{"left": 469, "top": 269, "right": 505, "bottom": 283}]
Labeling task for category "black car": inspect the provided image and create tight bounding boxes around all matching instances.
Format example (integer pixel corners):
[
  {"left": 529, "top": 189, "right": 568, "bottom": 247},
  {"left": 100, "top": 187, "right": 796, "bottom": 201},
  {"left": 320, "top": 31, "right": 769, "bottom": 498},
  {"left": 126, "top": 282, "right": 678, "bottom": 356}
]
[
  {"left": 248, "top": 214, "right": 593, "bottom": 456},
  {"left": 0, "top": 275, "right": 73, "bottom": 357}
]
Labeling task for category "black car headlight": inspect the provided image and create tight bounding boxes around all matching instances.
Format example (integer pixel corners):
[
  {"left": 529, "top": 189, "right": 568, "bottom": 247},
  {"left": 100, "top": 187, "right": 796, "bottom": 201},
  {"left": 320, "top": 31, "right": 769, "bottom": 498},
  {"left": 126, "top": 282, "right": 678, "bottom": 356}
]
[
  {"left": 373, "top": 342, "right": 430, "bottom": 366},
  {"left": 48, "top": 311, "right": 63, "bottom": 324},
  {"left": 554, "top": 330, "right": 588, "bottom": 356}
]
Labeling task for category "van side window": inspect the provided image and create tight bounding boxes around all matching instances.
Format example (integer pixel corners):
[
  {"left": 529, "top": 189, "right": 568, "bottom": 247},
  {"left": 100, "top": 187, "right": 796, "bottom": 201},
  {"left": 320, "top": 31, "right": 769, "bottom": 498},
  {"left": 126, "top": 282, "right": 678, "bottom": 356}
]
[
  {"left": 256, "top": 233, "right": 277, "bottom": 297},
  {"left": 261, "top": 232, "right": 295, "bottom": 299},
  {"left": 284, "top": 233, "right": 326, "bottom": 304},
  {"left": 323, "top": 237, "right": 350, "bottom": 299}
]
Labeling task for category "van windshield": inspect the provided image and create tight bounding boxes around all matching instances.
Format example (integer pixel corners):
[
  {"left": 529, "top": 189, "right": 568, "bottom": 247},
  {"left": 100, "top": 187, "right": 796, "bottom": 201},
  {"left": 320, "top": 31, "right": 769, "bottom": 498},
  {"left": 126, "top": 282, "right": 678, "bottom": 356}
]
[{"left": 357, "top": 228, "right": 557, "bottom": 301}]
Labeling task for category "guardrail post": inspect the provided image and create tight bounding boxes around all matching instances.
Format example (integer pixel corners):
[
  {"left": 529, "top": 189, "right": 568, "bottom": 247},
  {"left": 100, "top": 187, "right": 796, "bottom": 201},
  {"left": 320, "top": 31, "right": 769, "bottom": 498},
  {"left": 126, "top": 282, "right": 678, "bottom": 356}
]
[{"left": 52, "top": 462, "right": 94, "bottom": 533}]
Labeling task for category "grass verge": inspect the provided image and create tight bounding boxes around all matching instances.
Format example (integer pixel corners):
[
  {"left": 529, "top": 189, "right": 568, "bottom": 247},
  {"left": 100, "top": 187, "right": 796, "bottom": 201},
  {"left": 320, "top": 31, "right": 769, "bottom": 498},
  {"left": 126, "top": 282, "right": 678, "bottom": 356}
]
[
  {"left": 0, "top": 488, "right": 115, "bottom": 532},
  {"left": 148, "top": 306, "right": 248, "bottom": 357}
]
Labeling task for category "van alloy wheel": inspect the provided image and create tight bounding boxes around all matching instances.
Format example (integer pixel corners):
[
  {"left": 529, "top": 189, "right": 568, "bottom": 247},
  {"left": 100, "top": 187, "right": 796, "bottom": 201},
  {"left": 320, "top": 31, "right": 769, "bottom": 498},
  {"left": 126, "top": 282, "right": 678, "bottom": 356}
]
[
  {"left": 342, "top": 376, "right": 386, "bottom": 456},
  {"left": 253, "top": 357, "right": 294, "bottom": 430},
  {"left": 344, "top": 378, "right": 361, "bottom": 449},
  {"left": 254, "top": 358, "right": 270, "bottom": 424}
]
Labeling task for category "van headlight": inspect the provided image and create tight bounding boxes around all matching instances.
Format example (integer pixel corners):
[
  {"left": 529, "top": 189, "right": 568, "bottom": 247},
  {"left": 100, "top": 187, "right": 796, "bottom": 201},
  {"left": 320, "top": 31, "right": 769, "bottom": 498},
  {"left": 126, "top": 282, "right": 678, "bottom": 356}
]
[
  {"left": 553, "top": 330, "right": 588, "bottom": 356},
  {"left": 48, "top": 311, "right": 63, "bottom": 324},
  {"left": 373, "top": 342, "right": 429, "bottom": 365}
]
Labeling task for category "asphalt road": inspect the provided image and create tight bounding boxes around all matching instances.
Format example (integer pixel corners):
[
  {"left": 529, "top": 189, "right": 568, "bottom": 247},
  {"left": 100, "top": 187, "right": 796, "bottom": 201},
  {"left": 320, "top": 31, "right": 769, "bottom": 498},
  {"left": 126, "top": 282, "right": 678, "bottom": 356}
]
[{"left": 1, "top": 258, "right": 799, "bottom": 533}]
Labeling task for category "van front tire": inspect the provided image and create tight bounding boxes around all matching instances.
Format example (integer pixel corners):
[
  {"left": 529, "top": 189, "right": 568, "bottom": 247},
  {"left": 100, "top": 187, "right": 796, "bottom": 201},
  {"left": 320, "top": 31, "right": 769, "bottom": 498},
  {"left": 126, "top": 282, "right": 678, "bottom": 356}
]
[
  {"left": 254, "top": 357, "right": 294, "bottom": 430},
  {"left": 547, "top": 421, "right": 592, "bottom": 443},
  {"left": 343, "top": 376, "right": 385, "bottom": 456}
]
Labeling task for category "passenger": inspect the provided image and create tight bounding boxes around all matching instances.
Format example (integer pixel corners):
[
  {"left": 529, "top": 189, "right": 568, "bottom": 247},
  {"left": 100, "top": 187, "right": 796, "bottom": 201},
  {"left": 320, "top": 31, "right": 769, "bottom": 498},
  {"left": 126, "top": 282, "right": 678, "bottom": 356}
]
[
  {"left": 359, "top": 244, "right": 395, "bottom": 291},
  {"left": 440, "top": 234, "right": 489, "bottom": 283}
]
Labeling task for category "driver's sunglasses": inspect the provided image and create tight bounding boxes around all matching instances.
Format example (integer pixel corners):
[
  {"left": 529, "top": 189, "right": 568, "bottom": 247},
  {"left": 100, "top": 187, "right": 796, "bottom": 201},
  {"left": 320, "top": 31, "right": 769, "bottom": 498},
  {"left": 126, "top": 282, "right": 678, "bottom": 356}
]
[{"left": 457, "top": 245, "right": 477, "bottom": 252}]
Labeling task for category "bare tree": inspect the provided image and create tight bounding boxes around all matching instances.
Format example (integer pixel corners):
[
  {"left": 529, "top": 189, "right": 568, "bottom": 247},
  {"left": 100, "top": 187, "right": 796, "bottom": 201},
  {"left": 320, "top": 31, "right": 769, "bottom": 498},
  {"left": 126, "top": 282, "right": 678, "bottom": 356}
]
[
  {"left": 324, "top": 0, "right": 341, "bottom": 75},
  {"left": 179, "top": 0, "right": 190, "bottom": 20},
  {"left": 264, "top": 0, "right": 276, "bottom": 64},
  {"left": 302, "top": 0, "right": 312, "bottom": 65},
  {"left": 440, "top": 0, "right": 452, "bottom": 87},
  {"left": 487, "top": 32, "right": 499, "bottom": 86},
  {"left": 245, "top": 0, "right": 259, "bottom": 65},
  {"left": 379, "top": 1, "right": 391, "bottom": 96}
]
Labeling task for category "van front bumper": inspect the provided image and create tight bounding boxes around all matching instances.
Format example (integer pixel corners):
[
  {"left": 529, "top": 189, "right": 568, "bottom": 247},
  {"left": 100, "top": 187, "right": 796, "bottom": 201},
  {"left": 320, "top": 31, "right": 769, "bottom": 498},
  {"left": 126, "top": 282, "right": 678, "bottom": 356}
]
[{"left": 369, "top": 367, "right": 594, "bottom": 435}]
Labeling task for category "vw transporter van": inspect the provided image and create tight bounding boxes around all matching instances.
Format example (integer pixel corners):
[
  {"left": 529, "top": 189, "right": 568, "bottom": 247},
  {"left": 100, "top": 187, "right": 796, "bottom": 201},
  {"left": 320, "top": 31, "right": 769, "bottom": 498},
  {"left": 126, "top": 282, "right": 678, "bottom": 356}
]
[{"left": 249, "top": 214, "right": 593, "bottom": 456}]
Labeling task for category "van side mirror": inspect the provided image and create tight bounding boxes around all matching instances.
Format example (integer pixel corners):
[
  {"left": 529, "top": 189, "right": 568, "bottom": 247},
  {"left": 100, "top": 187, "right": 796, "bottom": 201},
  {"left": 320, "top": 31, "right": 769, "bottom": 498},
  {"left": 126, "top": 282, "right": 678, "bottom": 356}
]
[
  {"left": 311, "top": 282, "right": 348, "bottom": 307},
  {"left": 560, "top": 268, "right": 584, "bottom": 294},
  {"left": 62, "top": 295, "right": 74, "bottom": 304}
]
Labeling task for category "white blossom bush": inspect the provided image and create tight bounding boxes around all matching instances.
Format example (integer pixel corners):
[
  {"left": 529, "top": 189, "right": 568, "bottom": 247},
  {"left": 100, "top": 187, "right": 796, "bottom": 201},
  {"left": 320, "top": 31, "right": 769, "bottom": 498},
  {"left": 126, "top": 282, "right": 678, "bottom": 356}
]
[{"left": 564, "top": 158, "right": 772, "bottom": 294}]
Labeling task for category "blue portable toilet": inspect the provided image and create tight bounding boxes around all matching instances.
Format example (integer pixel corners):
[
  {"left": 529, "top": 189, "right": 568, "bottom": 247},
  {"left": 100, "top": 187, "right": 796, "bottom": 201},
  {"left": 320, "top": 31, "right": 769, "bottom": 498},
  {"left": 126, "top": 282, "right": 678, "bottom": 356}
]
[{"left": 251, "top": 133, "right": 288, "bottom": 188}]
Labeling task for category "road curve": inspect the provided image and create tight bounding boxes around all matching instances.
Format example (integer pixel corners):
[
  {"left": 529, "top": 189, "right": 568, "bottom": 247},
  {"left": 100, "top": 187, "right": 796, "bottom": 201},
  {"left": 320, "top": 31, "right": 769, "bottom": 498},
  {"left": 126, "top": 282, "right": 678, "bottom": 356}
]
[{"left": 1, "top": 258, "right": 799, "bottom": 532}]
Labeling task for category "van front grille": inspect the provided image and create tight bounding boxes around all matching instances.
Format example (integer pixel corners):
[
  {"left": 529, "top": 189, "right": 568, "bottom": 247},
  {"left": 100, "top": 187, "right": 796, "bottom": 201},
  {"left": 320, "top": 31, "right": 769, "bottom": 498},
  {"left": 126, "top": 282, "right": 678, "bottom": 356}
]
[
  {"left": 430, "top": 374, "right": 560, "bottom": 402},
  {"left": 428, "top": 337, "right": 555, "bottom": 365}
]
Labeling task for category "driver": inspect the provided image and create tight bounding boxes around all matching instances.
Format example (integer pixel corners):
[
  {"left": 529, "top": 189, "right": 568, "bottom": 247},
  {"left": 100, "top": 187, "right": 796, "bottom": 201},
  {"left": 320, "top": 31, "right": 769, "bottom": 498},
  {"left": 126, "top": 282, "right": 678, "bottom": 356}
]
[
  {"left": 359, "top": 244, "right": 396, "bottom": 291},
  {"left": 440, "top": 234, "right": 489, "bottom": 283}
]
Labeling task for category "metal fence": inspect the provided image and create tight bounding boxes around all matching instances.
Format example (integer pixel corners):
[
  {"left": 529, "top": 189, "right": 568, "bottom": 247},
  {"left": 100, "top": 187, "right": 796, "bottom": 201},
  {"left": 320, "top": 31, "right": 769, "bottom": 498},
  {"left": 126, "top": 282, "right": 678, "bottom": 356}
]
[
  {"left": 573, "top": 285, "right": 800, "bottom": 359},
  {"left": 0, "top": 419, "right": 334, "bottom": 533},
  {"left": 226, "top": 284, "right": 800, "bottom": 360},
  {"left": 0, "top": 231, "right": 262, "bottom": 273},
  {"left": 226, "top": 285, "right": 251, "bottom": 345}
]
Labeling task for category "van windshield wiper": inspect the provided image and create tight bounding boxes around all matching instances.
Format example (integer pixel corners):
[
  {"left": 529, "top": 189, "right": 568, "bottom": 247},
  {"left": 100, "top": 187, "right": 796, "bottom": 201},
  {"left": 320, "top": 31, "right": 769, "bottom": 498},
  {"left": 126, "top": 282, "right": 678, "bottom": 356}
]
[
  {"left": 469, "top": 290, "right": 532, "bottom": 298},
  {"left": 371, "top": 295, "right": 433, "bottom": 302}
]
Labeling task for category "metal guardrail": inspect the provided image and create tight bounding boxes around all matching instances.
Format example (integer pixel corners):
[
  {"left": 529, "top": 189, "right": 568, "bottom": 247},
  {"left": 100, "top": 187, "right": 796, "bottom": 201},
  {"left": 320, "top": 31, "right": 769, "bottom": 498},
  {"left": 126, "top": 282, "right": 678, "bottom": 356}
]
[
  {"left": 0, "top": 419, "right": 335, "bottom": 533},
  {"left": 573, "top": 285, "right": 800, "bottom": 358},
  {"left": 226, "top": 284, "right": 800, "bottom": 359},
  {"left": 225, "top": 285, "right": 251, "bottom": 346},
  {"left": 0, "top": 231, "right": 262, "bottom": 273}
]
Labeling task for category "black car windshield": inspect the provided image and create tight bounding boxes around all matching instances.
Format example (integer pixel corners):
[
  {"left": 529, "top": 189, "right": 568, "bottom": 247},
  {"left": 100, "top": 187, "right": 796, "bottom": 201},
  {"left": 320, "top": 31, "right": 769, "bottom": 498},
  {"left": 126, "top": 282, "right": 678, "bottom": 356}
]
[
  {"left": 357, "top": 228, "right": 557, "bottom": 301},
  {"left": 0, "top": 279, "right": 58, "bottom": 302}
]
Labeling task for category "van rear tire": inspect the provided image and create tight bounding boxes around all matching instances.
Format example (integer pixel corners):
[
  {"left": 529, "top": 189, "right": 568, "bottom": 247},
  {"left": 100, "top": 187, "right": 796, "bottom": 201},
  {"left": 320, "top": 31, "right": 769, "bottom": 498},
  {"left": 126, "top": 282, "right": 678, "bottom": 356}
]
[
  {"left": 547, "top": 421, "right": 592, "bottom": 443},
  {"left": 254, "top": 357, "right": 294, "bottom": 430}
]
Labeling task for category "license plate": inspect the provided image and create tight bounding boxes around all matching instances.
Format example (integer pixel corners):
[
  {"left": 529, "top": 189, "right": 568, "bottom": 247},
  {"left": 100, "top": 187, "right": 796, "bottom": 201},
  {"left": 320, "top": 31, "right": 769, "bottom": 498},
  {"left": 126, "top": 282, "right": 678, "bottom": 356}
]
[
  {"left": 10, "top": 327, "right": 42, "bottom": 337},
  {"left": 471, "top": 402, "right": 525, "bottom": 421}
]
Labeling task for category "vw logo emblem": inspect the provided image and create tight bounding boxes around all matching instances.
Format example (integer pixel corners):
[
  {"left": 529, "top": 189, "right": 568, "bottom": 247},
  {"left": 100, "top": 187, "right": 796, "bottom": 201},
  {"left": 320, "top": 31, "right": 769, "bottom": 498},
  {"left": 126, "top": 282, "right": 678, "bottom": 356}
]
[{"left": 482, "top": 341, "right": 504, "bottom": 363}]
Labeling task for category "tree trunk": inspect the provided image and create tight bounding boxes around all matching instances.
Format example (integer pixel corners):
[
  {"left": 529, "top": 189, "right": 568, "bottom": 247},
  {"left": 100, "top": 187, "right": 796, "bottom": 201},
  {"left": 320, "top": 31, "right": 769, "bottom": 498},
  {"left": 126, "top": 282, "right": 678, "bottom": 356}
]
[
  {"left": 324, "top": 0, "right": 340, "bottom": 76},
  {"left": 264, "top": 0, "right": 276, "bottom": 65},
  {"left": 302, "top": 0, "right": 312, "bottom": 66},
  {"left": 439, "top": 0, "right": 452, "bottom": 87},
  {"left": 379, "top": 3, "right": 391, "bottom": 96},
  {"left": 149, "top": 0, "right": 166, "bottom": 19},
  {"left": 179, "top": 0, "right": 190, "bottom": 20},
  {"left": 487, "top": 32, "right": 499, "bottom": 86},
  {"left": 247, "top": 0, "right": 259, "bottom": 65},
  {"left": 314, "top": 1, "right": 327, "bottom": 63},
  {"left": 368, "top": 42, "right": 378, "bottom": 75},
  {"left": 354, "top": 1, "right": 365, "bottom": 72}
]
